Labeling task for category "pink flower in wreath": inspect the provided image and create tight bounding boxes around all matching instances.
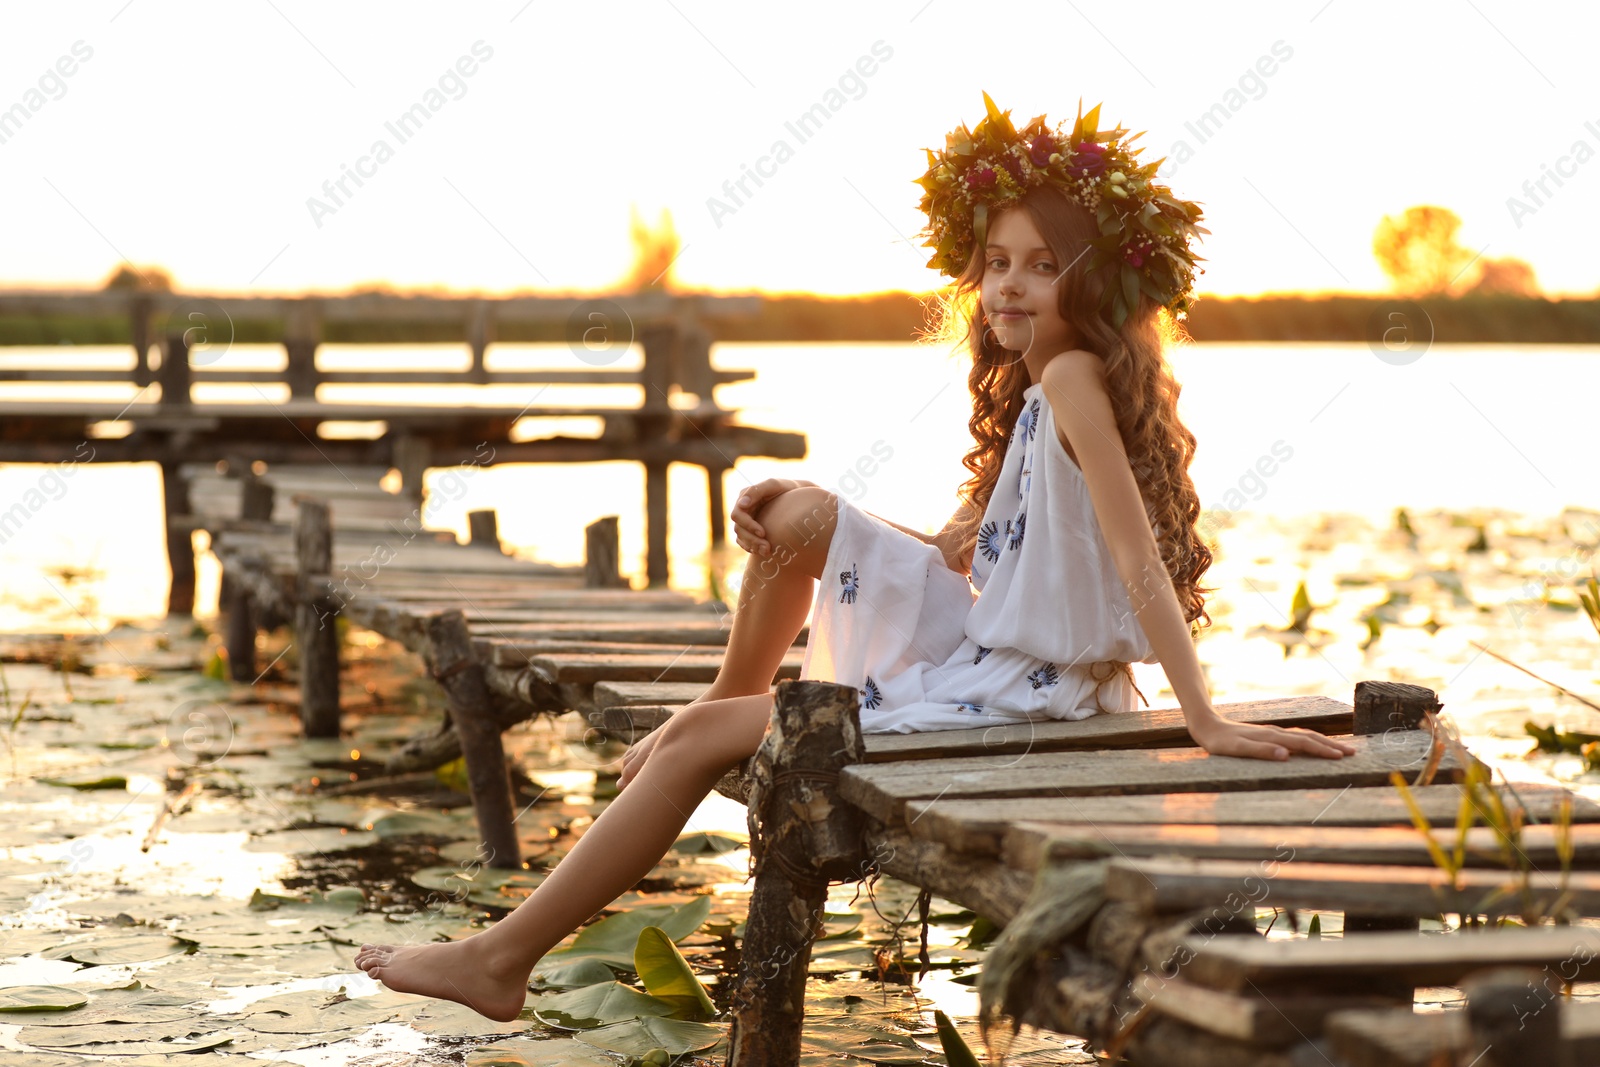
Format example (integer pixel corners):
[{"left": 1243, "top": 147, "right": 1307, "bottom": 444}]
[{"left": 966, "top": 162, "right": 997, "bottom": 189}]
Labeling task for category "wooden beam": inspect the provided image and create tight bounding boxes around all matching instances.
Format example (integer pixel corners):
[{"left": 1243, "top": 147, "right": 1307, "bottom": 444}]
[
  {"left": 1178, "top": 925, "right": 1600, "bottom": 994},
  {"left": 1104, "top": 855, "right": 1600, "bottom": 917},
  {"left": 841, "top": 731, "right": 1482, "bottom": 824}
]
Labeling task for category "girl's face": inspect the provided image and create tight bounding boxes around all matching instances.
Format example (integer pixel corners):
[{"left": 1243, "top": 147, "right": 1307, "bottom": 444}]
[{"left": 980, "top": 208, "right": 1078, "bottom": 379}]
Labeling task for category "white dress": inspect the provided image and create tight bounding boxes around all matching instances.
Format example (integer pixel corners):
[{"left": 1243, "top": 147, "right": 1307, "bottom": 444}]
[{"left": 798, "top": 380, "right": 1159, "bottom": 734}]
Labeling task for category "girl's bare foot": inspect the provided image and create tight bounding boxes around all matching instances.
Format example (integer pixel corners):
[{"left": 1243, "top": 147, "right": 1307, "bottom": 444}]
[{"left": 354, "top": 937, "right": 529, "bottom": 1022}]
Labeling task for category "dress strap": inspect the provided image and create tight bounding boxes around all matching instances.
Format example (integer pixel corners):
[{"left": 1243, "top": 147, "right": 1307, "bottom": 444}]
[{"left": 1086, "top": 659, "right": 1148, "bottom": 714}]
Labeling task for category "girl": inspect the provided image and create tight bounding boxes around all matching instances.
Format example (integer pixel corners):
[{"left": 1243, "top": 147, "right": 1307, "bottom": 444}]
[{"left": 355, "top": 94, "right": 1355, "bottom": 1021}]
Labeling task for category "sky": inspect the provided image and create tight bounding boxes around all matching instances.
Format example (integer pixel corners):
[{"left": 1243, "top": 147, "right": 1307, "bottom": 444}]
[{"left": 2, "top": 1, "right": 1597, "bottom": 299}]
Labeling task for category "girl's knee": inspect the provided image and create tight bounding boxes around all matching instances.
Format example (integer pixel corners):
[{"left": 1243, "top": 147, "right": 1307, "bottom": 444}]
[
  {"left": 760, "top": 487, "right": 838, "bottom": 578},
  {"left": 655, "top": 697, "right": 769, "bottom": 771}
]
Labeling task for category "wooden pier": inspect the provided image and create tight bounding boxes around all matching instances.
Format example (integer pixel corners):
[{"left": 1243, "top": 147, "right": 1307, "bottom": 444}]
[
  {"left": 0, "top": 289, "right": 805, "bottom": 590},
  {"left": 181, "top": 464, "right": 1600, "bottom": 1065}
]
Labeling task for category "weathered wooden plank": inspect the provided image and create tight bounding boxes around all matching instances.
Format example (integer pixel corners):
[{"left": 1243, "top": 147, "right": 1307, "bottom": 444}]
[
  {"left": 862, "top": 695, "right": 1351, "bottom": 762},
  {"left": 593, "top": 681, "right": 709, "bottom": 707},
  {"left": 1105, "top": 855, "right": 1600, "bottom": 916},
  {"left": 842, "top": 731, "right": 1479, "bottom": 824},
  {"left": 1180, "top": 926, "right": 1600, "bottom": 994},
  {"left": 1130, "top": 972, "right": 1400, "bottom": 1046},
  {"left": 1008, "top": 822, "right": 1600, "bottom": 871},
  {"left": 905, "top": 785, "right": 1600, "bottom": 852},
  {"left": 499, "top": 648, "right": 805, "bottom": 685},
  {"left": 1325, "top": 1003, "right": 1600, "bottom": 1067}
]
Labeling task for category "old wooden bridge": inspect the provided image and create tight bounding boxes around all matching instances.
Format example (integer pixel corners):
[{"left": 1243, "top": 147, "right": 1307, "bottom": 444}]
[
  {"left": 0, "top": 289, "right": 804, "bottom": 592},
  {"left": 180, "top": 458, "right": 1600, "bottom": 1067}
]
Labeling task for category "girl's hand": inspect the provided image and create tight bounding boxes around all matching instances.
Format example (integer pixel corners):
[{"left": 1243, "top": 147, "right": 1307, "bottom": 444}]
[
  {"left": 731, "top": 478, "right": 817, "bottom": 557},
  {"left": 1187, "top": 715, "right": 1358, "bottom": 761},
  {"left": 619, "top": 727, "right": 665, "bottom": 790}
]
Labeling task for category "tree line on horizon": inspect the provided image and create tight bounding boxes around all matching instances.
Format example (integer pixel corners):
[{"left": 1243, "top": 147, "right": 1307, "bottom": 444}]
[{"left": 2, "top": 203, "right": 1594, "bottom": 345}]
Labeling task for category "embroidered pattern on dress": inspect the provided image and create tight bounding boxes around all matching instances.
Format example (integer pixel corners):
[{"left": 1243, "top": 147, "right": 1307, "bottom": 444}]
[
  {"left": 1007, "top": 512, "right": 1026, "bottom": 550},
  {"left": 1028, "top": 662, "right": 1061, "bottom": 689},
  {"left": 861, "top": 676, "right": 882, "bottom": 709},
  {"left": 973, "top": 645, "right": 993, "bottom": 664},
  {"left": 1020, "top": 397, "right": 1040, "bottom": 442},
  {"left": 839, "top": 563, "right": 859, "bottom": 604},
  {"left": 978, "top": 521, "right": 1006, "bottom": 564},
  {"left": 955, "top": 702, "right": 984, "bottom": 715}
]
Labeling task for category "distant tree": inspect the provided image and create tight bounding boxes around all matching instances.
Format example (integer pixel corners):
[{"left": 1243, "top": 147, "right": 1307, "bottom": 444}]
[
  {"left": 1372, "top": 205, "right": 1475, "bottom": 296},
  {"left": 101, "top": 264, "right": 174, "bottom": 291},
  {"left": 627, "top": 206, "right": 680, "bottom": 292},
  {"left": 1467, "top": 256, "right": 1541, "bottom": 296}
]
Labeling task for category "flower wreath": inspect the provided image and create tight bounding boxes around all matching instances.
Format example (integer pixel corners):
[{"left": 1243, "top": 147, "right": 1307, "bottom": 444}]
[{"left": 914, "top": 92, "right": 1210, "bottom": 328}]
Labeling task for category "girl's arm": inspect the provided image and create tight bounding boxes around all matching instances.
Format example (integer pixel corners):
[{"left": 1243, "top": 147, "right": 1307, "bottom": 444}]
[{"left": 1039, "top": 352, "right": 1355, "bottom": 762}]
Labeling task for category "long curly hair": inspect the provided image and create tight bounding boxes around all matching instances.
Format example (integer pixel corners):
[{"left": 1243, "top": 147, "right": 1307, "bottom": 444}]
[{"left": 920, "top": 184, "right": 1216, "bottom": 634}]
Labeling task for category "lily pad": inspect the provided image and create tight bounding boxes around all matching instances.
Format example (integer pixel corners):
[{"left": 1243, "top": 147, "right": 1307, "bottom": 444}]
[
  {"left": 242, "top": 827, "right": 378, "bottom": 854},
  {"left": 246, "top": 885, "right": 365, "bottom": 913},
  {"left": 42, "top": 933, "right": 191, "bottom": 966},
  {"left": 671, "top": 831, "right": 747, "bottom": 855},
  {"left": 467, "top": 1036, "right": 618, "bottom": 1066},
  {"left": 633, "top": 927, "right": 715, "bottom": 1020},
  {"left": 370, "top": 810, "right": 473, "bottom": 839},
  {"left": 238, "top": 989, "right": 411, "bottom": 1033},
  {"left": 0, "top": 986, "right": 88, "bottom": 1012},
  {"left": 531, "top": 982, "right": 677, "bottom": 1030},
  {"left": 529, "top": 958, "right": 620, "bottom": 991},
  {"left": 36, "top": 774, "right": 128, "bottom": 791},
  {"left": 538, "top": 896, "right": 711, "bottom": 969},
  {"left": 575, "top": 1015, "right": 722, "bottom": 1057}
]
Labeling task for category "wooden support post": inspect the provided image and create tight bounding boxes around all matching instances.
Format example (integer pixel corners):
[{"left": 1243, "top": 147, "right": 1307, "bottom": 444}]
[
  {"left": 1463, "top": 967, "right": 1567, "bottom": 1067},
  {"left": 394, "top": 435, "right": 431, "bottom": 505},
  {"left": 726, "top": 680, "right": 867, "bottom": 1066},
  {"left": 160, "top": 461, "right": 196, "bottom": 617},
  {"left": 284, "top": 299, "right": 322, "bottom": 400},
  {"left": 426, "top": 609, "right": 521, "bottom": 869},
  {"left": 240, "top": 475, "right": 275, "bottom": 525},
  {"left": 584, "top": 515, "right": 627, "bottom": 588},
  {"left": 466, "top": 508, "right": 501, "bottom": 551},
  {"left": 223, "top": 475, "right": 274, "bottom": 681},
  {"left": 1345, "top": 679, "right": 1443, "bottom": 934},
  {"left": 130, "top": 294, "right": 152, "bottom": 387},
  {"left": 467, "top": 299, "right": 493, "bottom": 384},
  {"left": 294, "top": 497, "right": 341, "bottom": 738},
  {"left": 706, "top": 463, "right": 728, "bottom": 546},
  {"left": 644, "top": 459, "right": 669, "bottom": 588},
  {"left": 157, "top": 330, "right": 192, "bottom": 408}
]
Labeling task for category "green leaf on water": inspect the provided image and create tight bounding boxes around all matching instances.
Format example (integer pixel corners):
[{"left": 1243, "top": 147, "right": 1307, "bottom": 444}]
[
  {"left": 42, "top": 934, "right": 190, "bottom": 966},
  {"left": 670, "top": 831, "right": 747, "bottom": 856},
  {"left": 935, "top": 1009, "right": 982, "bottom": 1067},
  {"left": 531, "top": 982, "right": 677, "bottom": 1030},
  {"left": 633, "top": 926, "right": 715, "bottom": 1020},
  {"left": 467, "top": 1036, "right": 617, "bottom": 1066},
  {"left": 530, "top": 958, "right": 620, "bottom": 991},
  {"left": 0, "top": 986, "right": 88, "bottom": 1012},
  {"left": 37, "top": 774, "right": 127, "bottom": 791},
  {"left": 539, "top": 897, "right": 712, "bottom": 969},
  {"left": 575, "top": 1015, "right": 722, "bottom": 1057},
  {"left": 370, "top": 810, "right": 474, "bottom": 839}
]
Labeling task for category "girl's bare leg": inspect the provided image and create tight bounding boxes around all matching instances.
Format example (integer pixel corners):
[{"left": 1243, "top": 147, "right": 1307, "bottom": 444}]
[
  {"left": 355, "top": 692, "right": 774, "bottom": 1021},
  {"left": 698, "top": 487, "right": 837, "bottom": 703}
]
